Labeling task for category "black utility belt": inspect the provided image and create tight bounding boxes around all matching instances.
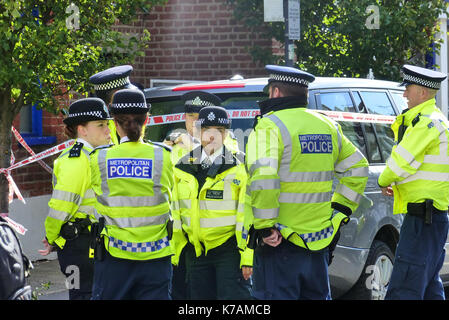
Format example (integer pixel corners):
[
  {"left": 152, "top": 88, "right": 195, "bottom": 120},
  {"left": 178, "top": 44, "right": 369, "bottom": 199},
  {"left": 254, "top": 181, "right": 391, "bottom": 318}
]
[{"left": 407, "top": 200, "right": 447, "bottom": 225}]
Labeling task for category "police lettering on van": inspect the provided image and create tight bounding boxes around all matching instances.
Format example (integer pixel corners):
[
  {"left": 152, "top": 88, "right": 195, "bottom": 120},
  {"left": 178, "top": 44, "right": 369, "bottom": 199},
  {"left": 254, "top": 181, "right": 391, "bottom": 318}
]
[{"left": 107, "top": 158, "right": 153, "bottom": 179}]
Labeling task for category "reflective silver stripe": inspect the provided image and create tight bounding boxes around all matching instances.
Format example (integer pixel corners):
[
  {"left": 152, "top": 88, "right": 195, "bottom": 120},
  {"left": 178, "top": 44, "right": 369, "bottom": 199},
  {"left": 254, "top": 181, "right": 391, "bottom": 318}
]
[
  {"left": 335, "top": 150, "right": 364, "bottom": 173},
  {"left": 250, "top": 179, "right": 280, "bottom": 191},
  {"left": 267, "top": 114, "right": 291, "bottom": 169},
  {"left": 173, "top": 219, "right": 182, "bottom": 230},
  {"left": 200, "top": 216, "right": 236, "bottom": 228},
  {"left": 181, "top": 215, "right": 191, "bottom": 227},
  {"left": 48, "top": 208, "right": 70, "bottom": 221},
  {"left": 253, "top": 207, "right": 279, "bottom": 219},
  {"left": 279, "top": 191, "right": 332, "bottom": 203},
  {"left": 84, "top": 188, "right": 96, "bottom": 199},
  {"left": 335, "top": 166, "right": 369, "bottom": 179},
  {"left": 179, "top": 199, "right": 192, "bottom": 209},
  {"left": 335, "top": 184, "right": 362, "bottom": 204},
  {"left": 249, "top": 158, "right": 278, "bottom": 175},
  {"left": 104, "top": 212, "right": 169, "bottom": 228},
  {"left": 98, "top": 148, "right": 109, "bottom": 196},
  {"left": 423, "top": 117, "right": 449, "bottom": 165},
  {"left": 237, "top": 202, "right": 245, "bottom": 213},
  {"left": 236, "top": 221, "right": 243, "bottom": 232},
  {"left": 333, "top": 122, "right": 342, "bottom": 156},
  {"left": 386, "top": 157, "right": 411, "bottom": 178},
  {"left": 200, "top": 200, "right": 238, "bottom": 211},
  {"left": 77, "top": 205, "right": 96, "bottom": 216},
  {"left": 396, "top": 170, "right": 449, "bottom": 185},
  {"left": 395, "top": 145, "right": 421, "bottom": 170},
  {"left": 52, "top": 172, "right": 57, "bottom": 187},
  {"left": 223, "top": 174, "right": 235, "bottom": 200},
  {"left": 97, "top": 193, "right": 168, "bottom": 207},
  {"left": 52, "top": 190, "right": 82, "bottom": 206},
  {"left": 279, "top": 170, "right": 334, "bottom": 183}
]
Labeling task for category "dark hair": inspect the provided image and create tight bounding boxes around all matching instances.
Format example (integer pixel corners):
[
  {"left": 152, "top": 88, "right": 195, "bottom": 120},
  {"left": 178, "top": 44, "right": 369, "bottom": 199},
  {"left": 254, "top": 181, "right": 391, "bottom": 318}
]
[
  {"left": 114, "top": 113, "right": 146, "bottom": 141},
  {"left": 270, "top": 82, "right": 308, "bottom": 98},
  {"left": 64, "top": 122, "right": 87, "bottom": 139}
]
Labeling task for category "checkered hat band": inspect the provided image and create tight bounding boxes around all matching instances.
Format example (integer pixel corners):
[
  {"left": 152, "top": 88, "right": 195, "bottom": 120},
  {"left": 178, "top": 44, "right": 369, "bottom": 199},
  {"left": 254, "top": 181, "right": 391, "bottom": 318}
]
[
  {"left": 68, "top": 111, "right": 103, "bottom": 118},
  {"left": 94, "top": 76, "right": 130, "bottom": 91},
  {"left": 403, "top": 73, "right": 440, "bottom": 89},
  {"left": 109, "top": 236, "right": 170, "bottom": 253},
  {"left": 276, "top": 223, "right": 334, "bottom": 243},
  {"left": 270, "top": 73, "right": 309, "bottom": 86},
  {"left": 185, "top": 99, "right": 215, "bottom": 107},
  {"left": 111, "top": 102, "right": 147, "bottom": 109}
]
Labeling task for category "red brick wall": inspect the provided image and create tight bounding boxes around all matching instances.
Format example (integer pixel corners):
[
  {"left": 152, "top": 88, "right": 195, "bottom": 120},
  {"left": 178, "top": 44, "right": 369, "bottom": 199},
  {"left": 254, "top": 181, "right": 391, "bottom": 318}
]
[{"left": 9, "top": 0, "right": 273, "bottom": 199}]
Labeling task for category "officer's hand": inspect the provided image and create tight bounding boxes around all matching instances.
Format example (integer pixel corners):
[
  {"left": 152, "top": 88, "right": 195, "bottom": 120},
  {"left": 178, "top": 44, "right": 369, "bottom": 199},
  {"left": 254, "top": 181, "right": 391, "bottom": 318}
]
[
  {"left": 163, "top": 139, "right": 174, "bottom": 147},
  {"left": 38, "top": 238, "right": 55, "bottom": 256},
  {"left": 242, "top": 266, "right": 253, "bottom": 280},
  {"left": 380, "top": 186, "right": 394, "bottom": 197},
  {"left": 262, "top": 229, "right": 282, "bottom": 247},
  {"left": 176, "top": 134, "right": 194, "bottom": 150}
]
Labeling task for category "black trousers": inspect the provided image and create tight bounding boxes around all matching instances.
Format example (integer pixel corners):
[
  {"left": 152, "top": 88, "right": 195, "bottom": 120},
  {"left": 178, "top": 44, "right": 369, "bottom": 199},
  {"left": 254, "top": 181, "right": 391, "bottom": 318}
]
[{"left": 56, "top": 233, "right": 94, "bottom": 300}]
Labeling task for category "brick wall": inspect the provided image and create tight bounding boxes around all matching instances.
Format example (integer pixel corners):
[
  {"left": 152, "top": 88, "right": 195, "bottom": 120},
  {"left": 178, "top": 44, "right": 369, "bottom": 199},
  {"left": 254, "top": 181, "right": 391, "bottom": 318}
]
[{"left": 10, "top": 0, "right": 273, "bottom": 199}]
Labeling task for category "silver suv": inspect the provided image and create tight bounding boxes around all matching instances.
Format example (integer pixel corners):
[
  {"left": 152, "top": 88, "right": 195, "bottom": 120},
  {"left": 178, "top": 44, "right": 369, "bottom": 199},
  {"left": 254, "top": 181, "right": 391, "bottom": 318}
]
[{"left": 144, "top": 76, "right": 449, "bottom": 300}]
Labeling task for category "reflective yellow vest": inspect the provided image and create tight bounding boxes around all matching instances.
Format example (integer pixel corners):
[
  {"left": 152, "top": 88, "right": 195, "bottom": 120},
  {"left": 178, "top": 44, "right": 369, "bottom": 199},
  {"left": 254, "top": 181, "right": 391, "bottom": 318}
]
[
  {"left": 171, "top": 147, "right": 253, "bottom": 267},
  {"left": 90, "top": 140, "right": 174, "bottom": 260},
  {"left": 246, "top": 107, "right": 369, "bottom": 251},
  {"left": 45, "top": 140, "right": 96, "bottom": 249},
  {"left": 108, "top": 120, "right": 119, "bottom": 145},
  {"left": 378, "top": 98, "right": 449, "bottom": 214}
]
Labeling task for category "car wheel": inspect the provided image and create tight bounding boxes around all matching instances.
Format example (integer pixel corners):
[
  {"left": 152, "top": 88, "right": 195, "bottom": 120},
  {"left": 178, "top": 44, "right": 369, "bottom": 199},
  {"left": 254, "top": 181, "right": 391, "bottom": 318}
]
[{"left": 341, "top": 240, "right": 394, "bottom": 300}]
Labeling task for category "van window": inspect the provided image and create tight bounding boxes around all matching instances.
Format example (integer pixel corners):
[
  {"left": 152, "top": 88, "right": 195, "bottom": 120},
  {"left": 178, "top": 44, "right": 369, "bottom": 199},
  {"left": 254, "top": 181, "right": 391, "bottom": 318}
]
[
  {"left": 359, "top": 91, "right": 395, "bottom": 116},
  {"left": 390, "top": 91, "right": 407, "bottom": 112},
  {"left": 316, "top": 92, "right": 367, "bottom": 158}
]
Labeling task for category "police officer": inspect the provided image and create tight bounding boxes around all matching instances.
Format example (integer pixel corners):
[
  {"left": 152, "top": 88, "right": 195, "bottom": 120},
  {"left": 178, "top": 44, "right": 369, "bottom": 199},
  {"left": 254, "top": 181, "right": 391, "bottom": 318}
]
[
  {"left": 171, "top": 106, "right": 252, "bottom": 300},
  {"left": 89, "top": 65, "right": 139, "bottom": 145},
  {"left": 379, "top": 65, "right": 449, "bottom": 300},
  {"left": 39, "top": 98, "right": 112, "bottom": 300},
  {"left": 164, "top": 91, "right": 239, "bottom": 164},
  {"left": 90, "top": 89, "right": 174, "bottom": 300},
  {"left": 245, "top": 65, "right": 369, "bottom": 300}
]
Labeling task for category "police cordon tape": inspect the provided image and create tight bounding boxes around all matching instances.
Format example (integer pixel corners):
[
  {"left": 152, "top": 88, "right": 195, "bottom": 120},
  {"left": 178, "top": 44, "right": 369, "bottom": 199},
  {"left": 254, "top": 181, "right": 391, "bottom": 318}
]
[
  {"left": 146, "top": 109, "right": 396, "bottom": 125},
  {"left": 0, "top": 109, "right": 395, "bottom": 235}
]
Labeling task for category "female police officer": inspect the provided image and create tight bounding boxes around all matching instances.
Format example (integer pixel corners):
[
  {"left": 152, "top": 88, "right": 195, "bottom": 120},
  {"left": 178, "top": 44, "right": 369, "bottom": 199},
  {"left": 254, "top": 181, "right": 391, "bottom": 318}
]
[
  {"left": 39, "top": 97, "right": 112, "bottom": 300},
  {"left": 89, "top": 89, "right": 174, "bottom": 300}
]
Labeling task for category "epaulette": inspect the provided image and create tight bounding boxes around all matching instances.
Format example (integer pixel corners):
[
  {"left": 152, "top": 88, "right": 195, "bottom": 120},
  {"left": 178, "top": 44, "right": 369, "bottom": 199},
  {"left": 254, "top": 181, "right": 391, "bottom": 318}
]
[
  {"left": 69, "top": 142, "right": 84, "bottom": 158},
  {"left": 253, "top": 114, "right": 263, "bottom": 129},
  {"left": 412, "top": 113, "right": 421, "bottom": 127},
  {"left": 148, "top": 140, "right": 172, "bottom": 152},
  {"left": 89, "top": 143, "right": 113, "bottom": 155}
]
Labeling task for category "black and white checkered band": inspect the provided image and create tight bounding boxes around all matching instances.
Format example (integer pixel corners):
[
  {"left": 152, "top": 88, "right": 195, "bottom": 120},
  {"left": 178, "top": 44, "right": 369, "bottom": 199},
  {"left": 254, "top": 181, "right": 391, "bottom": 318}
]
[
  {"left": 269, "top": 73, "right": 310, "bottom": 86},
  {"left": 67, "top": 111, "right": 103, "bottom": 118},
  {"left": 94, "top": 76, "right": 130, "bottom": 91},
  {"left": 111, "top": 102, "right": 147, "bottom": 109},
  {"left": 185, "top": 97, "right": 215, "bottom": 107},
  {"left": 403, "top": 73, "right": 440, "bottom": 89}
]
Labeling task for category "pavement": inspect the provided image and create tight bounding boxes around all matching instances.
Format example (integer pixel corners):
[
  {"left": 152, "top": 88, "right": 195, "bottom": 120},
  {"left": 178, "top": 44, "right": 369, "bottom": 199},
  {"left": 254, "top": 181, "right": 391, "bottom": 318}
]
[{"left": 27, "top": 259, "right": 69, "bottom": 300}]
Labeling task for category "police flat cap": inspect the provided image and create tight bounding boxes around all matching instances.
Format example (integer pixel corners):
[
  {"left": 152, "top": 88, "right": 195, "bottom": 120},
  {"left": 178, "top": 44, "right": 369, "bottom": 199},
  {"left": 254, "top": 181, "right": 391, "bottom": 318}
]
[
  {"left": 265, "top": 64, "right": 315, "bottom": 87},
  {"left": 63, "top": 98, "right": 112, "bottom": 126},
  {"left": 110, "top": 89, "right": 150, "bottom": 115},
  {"left": 400, "top": 64, "right": 447, "bottom": 90},
  {"left": 89, "top": 65, "right": 135, "bottom": 92},
  {"left": 182, "top": 91, "right": 223, "bottom": 113},
  {"left": 198, "top": 106, "right": 231, "bottom": 129}
]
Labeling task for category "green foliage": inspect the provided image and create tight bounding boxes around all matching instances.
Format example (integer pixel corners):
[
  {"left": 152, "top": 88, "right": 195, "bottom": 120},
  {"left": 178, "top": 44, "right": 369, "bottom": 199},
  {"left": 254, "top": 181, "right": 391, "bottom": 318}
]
[
  {"left": 0, "top": 0, "right": 166, "bottom": 114},
  {"left": 226, "top": 0, "right": 448, "bottom": 81}
]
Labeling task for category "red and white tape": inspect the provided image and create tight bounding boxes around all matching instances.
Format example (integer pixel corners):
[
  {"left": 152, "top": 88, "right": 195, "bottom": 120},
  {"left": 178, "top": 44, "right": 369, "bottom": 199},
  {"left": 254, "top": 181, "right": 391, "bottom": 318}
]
[{"left": 147, "top": 109, "right": 395, "bottom": 126}]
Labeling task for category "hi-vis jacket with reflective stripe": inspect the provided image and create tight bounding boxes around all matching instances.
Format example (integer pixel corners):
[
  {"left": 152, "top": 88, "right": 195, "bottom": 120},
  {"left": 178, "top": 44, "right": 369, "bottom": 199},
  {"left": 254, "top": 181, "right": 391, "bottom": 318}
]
[
  {"left": 171, "top": 146, "right": 253, "bottom": 267},
  {"left": 45, "top": 141, "right": 96, "bottom": 249},
  {"left": 90, "top": 140, "right": 174, "bottom": 260},
  {"left": 108, "top": 120, "right": 119, "bottom": 145},
  {"left": 378, "top": 98, "right": 449, "bottom": 214},
  {"left": 246, "top": 106, "right": 369, "bottom": 251}
]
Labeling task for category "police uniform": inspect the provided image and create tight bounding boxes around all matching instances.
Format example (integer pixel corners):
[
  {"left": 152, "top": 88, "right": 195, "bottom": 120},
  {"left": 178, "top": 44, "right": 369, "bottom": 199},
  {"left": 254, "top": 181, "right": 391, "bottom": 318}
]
[
  {"left": 89, "top": 65, "right": 138, "bottom": 145},
  {"left": 172, "top": 106, "right": 252, "bottom": 300},
  {"left": 379, "top": 65, "right": 449, "bottom": 300},
  {"left": 44, "top": 98, "right": 111, "bottom": 300},
  {"left": 90, "top": 89, "right": 174, "bottom": 300},
  {"left": 245, "top": 65, "right": 369, "bottom": 300}
]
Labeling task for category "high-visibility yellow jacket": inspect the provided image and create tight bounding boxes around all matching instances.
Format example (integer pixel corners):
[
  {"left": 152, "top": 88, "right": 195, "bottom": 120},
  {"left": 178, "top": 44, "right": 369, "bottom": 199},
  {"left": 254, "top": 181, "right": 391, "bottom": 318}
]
[
  {"left": 108, "top": 120, "right": 119, "bottom": 145},
  {"left": 378, "top": 98, "right": 449, "bottom": 214},
  {"left": 171, "top": 146, "right": 253, "bottom": 267},
  {"left": 90, "top": 139, "right": 174, "bottom": 260},
  {"left": 246, "top": 106, "right": 369, "bottom": 251},
  {"left": 45, "top": 140, "right": 97, "bottom": 249}
]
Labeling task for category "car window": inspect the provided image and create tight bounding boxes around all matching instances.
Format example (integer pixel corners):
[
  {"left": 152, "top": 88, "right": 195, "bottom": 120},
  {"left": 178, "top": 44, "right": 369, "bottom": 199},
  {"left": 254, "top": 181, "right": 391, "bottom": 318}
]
[
  {"left": 359, "top": 91, "right": 395, "bottom": 116},
  {"left": 390, "top": 91, "right": 407, "bottom": 112},
  {"left": 316, "top": 91, "right": 367, "bottom": 159}
]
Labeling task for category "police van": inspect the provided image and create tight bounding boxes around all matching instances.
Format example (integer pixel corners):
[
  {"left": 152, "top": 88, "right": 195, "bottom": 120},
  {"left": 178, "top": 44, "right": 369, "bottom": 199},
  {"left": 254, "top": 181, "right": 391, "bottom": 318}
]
[{"left": 144, "top": 76, "right": 449, "bottom": 300}]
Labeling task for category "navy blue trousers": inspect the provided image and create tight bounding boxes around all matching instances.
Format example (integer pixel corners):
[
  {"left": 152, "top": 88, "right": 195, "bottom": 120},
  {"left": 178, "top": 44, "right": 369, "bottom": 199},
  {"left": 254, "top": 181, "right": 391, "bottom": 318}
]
[
  {"left": 385, "top": 212, "right": 448, "bottom": 300},
  {"left": 91, "top": 250, "right": 172, "bottom": 300},
  {"left": 253, "top": 240, "right": 331, "bottom": 300}
]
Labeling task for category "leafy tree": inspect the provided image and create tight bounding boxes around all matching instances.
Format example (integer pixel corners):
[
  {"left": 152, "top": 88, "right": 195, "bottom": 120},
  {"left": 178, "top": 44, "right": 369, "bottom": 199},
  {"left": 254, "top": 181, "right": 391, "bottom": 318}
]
[
  {"left": 226, "top": 0, "right": 448, "bottom": 80},
  {"left": 0, "top": 0, "right": 166, "bottom": 214}
]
